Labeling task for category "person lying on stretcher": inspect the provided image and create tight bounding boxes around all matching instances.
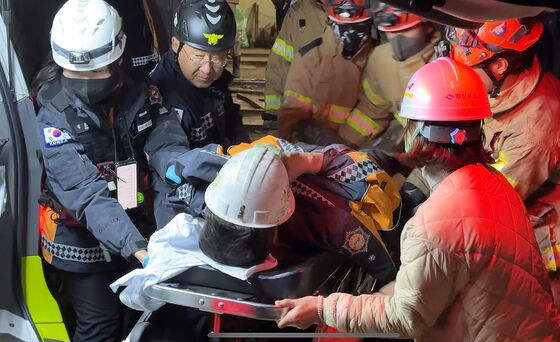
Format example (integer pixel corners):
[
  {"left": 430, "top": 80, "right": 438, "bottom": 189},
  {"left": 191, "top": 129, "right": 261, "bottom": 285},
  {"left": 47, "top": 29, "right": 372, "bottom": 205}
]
[{"left": 161, "top": 136, "right": 413, "bottom": 290}]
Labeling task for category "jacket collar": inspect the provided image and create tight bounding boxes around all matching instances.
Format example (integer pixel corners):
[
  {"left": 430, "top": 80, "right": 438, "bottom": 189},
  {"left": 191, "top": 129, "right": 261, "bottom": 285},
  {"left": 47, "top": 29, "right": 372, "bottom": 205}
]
[
  {"left": 489, "top": 56, "right": 542, "bottom": 114},
  {"left": 394, "top": 30, "right": 441, "bottom": 66},
  {"left": 39, "top": 71, "right": 147, "bottom": 130}
]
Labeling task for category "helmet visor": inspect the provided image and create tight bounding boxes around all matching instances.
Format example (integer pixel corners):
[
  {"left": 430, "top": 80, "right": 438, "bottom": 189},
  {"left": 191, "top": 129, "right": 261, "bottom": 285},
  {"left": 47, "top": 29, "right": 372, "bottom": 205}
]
[{"left": 446, "top": 26, "right": 481, "bottom": 49}]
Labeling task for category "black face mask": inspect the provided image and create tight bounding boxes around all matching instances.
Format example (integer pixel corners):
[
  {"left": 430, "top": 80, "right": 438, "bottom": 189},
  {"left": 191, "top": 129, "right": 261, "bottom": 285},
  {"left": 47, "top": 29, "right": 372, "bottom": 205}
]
[
  {"left": 62, "top": 71, "right": 122, "bottom": 108},
  {"left": 388, "top": 35, "right": 428, "bottom": 61},
  {"left": 332, "top": 21, "right": 372, "bottom": 58}
]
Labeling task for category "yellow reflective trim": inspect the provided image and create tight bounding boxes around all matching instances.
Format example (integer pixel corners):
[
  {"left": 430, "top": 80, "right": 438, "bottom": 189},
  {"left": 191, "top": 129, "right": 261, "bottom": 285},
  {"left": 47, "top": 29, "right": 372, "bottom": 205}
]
[
  {"left": 264, "top": 95, "right": 283, "bottom": 110},
  {"left": 324, "top": 104, "right": 352, "bottom": 124},
  {"left": 362, "top": 79, "right": 386, "bottom": 106},
  {"left": 491, "top": 151, "right": 519, "bottom": 187},
  {"left": 22, "top": 256, "right": 69, "bottom": 341},
  {"left": 346, "top": 109, "right": 383, "bottom": 137},
  {"left": 271, "top": 38, "right": 294, "bottom": 62},
  {"left": 394, "top": 112, "right": 406, "bottom": 122},
  {"left": 284, "top": 90, "right": 313, "bottom": 105}
]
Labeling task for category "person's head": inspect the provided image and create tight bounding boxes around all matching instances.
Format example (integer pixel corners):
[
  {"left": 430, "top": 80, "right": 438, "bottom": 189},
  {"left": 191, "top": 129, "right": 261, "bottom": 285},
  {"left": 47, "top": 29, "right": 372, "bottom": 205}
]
[
  {"left": 200, "top": 146, "right": 296, "bottom": 267},
  {"left": 397, "top": 57, "right": 494, "bottom": 173},
  {"left": 199, "top": 207, "right": 278, "bottom": 267},
  {"left": 447, "top": 18, "right": 543, "bottom": 97},
  {"left": 39, "top": 0, "right": 125, "bottom": 107},
  {"left": 171, "top": 0, "right": 236, "bottom": 88},
  {"left": 374, "top": 5, "right": 434, "bottom": 61},
  {"left": 324, "top": 0, "right": 373, "bottom": 57}
]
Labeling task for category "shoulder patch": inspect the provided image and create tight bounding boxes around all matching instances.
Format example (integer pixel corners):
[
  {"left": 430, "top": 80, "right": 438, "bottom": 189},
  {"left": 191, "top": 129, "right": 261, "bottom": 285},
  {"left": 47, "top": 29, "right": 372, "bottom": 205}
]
[
  {"left": 148, "top": 85, "right": 163, "bottom": 105},
  {"left": 43, "top": 127, "right": 73, "bottom": 147},
  {"left": 298, "top": 37, "right": 323, "bottom": 56}
]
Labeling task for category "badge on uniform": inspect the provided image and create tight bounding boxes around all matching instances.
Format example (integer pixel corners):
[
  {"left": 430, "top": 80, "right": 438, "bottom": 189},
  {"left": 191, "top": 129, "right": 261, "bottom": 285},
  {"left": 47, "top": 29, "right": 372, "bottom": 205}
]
[
  {"left": 43, "top": 127, "right": 73, "bottom": 147},
  {"left": 136, "top": 111, "right": 153, "bottom": 133},
  {"left": 342, "top": 226, "right": 370, "bottom": 255},
  {"left": 73, "top": 121, "right": 90, "bottom": 134}
]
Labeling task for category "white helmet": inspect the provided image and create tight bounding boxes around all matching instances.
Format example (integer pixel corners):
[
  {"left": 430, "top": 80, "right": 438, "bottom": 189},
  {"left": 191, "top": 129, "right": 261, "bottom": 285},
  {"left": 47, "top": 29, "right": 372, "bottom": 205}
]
[
  {"left": 50, "top": 0, "right": 126, "bottom": 71},
  {"left": 205, "top": 146, "right": 296, "bottom": 229}
]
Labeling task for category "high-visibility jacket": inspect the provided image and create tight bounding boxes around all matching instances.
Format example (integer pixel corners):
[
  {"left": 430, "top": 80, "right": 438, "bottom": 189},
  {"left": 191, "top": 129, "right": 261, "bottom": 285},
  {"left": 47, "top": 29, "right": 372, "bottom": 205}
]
[
  {"left": 483, "top": 57, "right": 560, "bottom": 273},
  {"left": 279, "top": 28, "right": 392, "bottom": 148},
  {"left": 264, "top": 0, "right": 328, "bottom": 114}
]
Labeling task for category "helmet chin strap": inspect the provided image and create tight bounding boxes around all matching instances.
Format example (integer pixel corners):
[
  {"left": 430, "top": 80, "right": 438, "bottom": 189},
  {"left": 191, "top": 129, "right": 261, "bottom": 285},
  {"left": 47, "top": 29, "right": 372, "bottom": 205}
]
[{"left": 480, "top": 64, "right": 503, "bottom": 99}]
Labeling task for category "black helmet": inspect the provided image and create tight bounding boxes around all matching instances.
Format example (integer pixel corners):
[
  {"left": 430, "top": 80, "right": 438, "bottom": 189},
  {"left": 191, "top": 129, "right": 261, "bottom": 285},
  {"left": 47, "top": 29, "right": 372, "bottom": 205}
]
[{"left": 173, "top": 0, "right": 236, "bottom": 52}]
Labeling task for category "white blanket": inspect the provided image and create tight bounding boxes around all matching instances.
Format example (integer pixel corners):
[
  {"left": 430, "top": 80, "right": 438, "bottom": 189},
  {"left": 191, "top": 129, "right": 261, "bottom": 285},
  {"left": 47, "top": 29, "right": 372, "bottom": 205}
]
[{"left": 110, "top": 213, "right": 278, "bottom": 311}]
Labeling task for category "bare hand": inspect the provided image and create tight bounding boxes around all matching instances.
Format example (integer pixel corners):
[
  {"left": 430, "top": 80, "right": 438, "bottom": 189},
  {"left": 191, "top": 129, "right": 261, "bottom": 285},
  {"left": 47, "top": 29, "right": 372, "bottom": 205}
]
[
  {"left": 133, "top": 249, "right": 148, "bottom": 266},
  {"left": 275, "top": 296, "right": 320, "bottom": 329},
  {"left": 280, "top": 152, "right": 323, "bottom": 182}
]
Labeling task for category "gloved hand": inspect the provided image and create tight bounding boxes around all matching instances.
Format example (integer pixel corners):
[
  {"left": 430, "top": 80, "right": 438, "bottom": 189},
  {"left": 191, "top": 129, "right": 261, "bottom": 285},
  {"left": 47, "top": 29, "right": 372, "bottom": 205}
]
[{"left": 165, "top": 161, "right": 186, "bottom": 186}]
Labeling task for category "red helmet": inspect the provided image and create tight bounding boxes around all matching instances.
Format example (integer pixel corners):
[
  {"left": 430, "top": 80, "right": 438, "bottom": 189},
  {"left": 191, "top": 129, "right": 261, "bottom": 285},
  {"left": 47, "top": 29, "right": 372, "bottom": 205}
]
[
  {"left": 374, "top": 6, "right": 423, "bottom": 32},
  {"left": 447, "top": 19, "right": 543, "bottom": 66},
  {"left": 324, "top": 0, "right": 371, "bottom": 23}
]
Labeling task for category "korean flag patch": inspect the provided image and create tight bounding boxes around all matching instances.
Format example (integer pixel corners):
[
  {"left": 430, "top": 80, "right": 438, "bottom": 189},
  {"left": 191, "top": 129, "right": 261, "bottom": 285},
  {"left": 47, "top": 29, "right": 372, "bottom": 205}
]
[{"left": 43, "top": 127, "right": 73, "bottom": 147}]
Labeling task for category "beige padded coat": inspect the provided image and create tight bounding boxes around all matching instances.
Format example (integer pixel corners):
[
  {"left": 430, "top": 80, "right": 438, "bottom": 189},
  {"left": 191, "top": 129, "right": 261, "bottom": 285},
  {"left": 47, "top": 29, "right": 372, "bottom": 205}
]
[{"left": 323, "top": 164, "right": 560, "bottom": 341}]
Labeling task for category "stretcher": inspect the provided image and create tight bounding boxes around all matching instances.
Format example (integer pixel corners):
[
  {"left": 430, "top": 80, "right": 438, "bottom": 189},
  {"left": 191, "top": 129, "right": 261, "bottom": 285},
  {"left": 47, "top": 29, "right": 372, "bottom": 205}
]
[{"left": 125, "top": 245, "right": 348, "bottom": 341}]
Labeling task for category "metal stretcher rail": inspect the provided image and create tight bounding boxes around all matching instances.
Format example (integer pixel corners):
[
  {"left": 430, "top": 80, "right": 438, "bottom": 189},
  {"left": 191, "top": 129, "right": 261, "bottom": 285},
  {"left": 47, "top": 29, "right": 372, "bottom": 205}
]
[{"left": 145, "top": 283, "right": 284, "bottom": 321}]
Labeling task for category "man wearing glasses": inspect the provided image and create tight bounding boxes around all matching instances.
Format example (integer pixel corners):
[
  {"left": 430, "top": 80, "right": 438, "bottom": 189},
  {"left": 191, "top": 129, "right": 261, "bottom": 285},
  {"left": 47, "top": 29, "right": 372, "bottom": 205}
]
[{"left": 150, "top": 0, "right": 250, "bottom": 228}]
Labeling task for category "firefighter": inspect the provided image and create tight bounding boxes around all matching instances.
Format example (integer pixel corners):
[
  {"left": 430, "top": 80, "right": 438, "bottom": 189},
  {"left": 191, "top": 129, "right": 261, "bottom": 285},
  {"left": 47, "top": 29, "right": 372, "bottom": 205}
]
[
  {"left": 448, "top": 18, "right": 560, "bottom": 307},
  {"left": 278, "top": 0, "right": 393, "bottom": 149},
  {"left": 149, "top": 0, "right": 250, "bottom": 228},
  {"left": 263, "top": 0, "right": 328, "bottom": 124},
  {"left": 32, "top": 0, "right": 190, "bottom": 340},
  {"left": 366, "top": 4, "right": 440, "bottom": 151}
]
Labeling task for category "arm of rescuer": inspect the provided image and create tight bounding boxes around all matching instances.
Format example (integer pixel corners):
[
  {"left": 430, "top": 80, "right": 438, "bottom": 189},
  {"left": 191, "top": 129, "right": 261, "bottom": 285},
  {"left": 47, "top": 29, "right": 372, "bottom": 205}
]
[
  {"left": 264, "top": 7, "right": 296, "bottom": 115},
  {"left": 336, "top": 59, "right": 393, "bottom": 148},
  {"left": 277, "top": 48, "right": 318, "bottom": 140},
  {"left": 36, "top": 106, "right": 147, "bottom": 263},
  {"left": 276, "top": 228, "right": 469, "bottom": 338}
]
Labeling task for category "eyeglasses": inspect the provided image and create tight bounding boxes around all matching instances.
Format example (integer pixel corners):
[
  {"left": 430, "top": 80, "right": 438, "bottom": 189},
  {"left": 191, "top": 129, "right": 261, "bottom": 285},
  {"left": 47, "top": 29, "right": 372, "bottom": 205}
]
[{"left": 181, "top": 49, "right": 228, "bottom": 69}]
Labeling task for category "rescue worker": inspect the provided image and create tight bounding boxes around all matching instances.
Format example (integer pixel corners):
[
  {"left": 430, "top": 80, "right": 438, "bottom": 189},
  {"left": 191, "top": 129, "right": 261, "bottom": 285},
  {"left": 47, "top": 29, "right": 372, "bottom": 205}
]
[
  {"left": 274, "top": 57, "right": 560, "bottom": 341},
  {"left": 149, "top": 0, "right": 250, "bottom": 228},
  {"left": 263, "top": 0, "right": 328, "bottom": 122},
  {"left": 367, "top": 4, "right": 440, "bottom": 151},
  {"left": 32, "top": 0, "right": 190, "bottom": 340},
  {"left": 278, "top": 0, "right": 392, "bottom": 149},
  {"left": 448, "top": 19, "right": 560, "bottom": 306},
  {"left": 164, "top": 136, "right": 406, "bottom": 289}
]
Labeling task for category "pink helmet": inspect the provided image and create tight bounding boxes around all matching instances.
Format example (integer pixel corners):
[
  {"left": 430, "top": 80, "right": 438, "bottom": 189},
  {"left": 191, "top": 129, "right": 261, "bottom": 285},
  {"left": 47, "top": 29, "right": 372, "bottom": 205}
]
[{"left": 400, "top": 57, "right": 491, "bottom": 122}]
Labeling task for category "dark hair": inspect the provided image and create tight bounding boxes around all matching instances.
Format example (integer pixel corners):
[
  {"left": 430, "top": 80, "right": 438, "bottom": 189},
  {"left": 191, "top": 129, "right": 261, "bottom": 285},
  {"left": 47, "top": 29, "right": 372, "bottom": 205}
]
[
  {"left": 485, "top": 45, "right": 536, "bottom": 76},
  {"left": 483, "top": 18, "right": 540, "bottom": 76},
  {"left": 199, "top": 207, "right": 277, "bottom": 268},
  {"left": 396, "top": 120, "right": 493, "bottom": 173},
  {"left": 31, "top": 56, "right": 62, "bottom": 104}
]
